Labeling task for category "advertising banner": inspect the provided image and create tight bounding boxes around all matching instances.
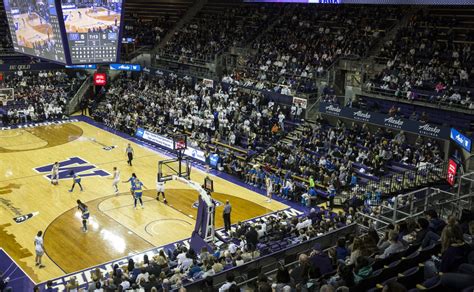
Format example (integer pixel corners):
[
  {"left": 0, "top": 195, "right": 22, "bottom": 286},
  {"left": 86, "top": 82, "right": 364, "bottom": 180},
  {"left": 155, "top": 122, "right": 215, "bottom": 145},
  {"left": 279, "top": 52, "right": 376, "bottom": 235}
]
[
  {"left": 450, "top": 128, "right": 472, "bottom": 152},
  {"left": 109, "top": 63, "right": 142, "bottom": 71},
  {"left": 319, "top": 102, "right": 450, "bottom": 140},
  {"left": 135, "top": 128, "right": 206, "bottom": 162}
]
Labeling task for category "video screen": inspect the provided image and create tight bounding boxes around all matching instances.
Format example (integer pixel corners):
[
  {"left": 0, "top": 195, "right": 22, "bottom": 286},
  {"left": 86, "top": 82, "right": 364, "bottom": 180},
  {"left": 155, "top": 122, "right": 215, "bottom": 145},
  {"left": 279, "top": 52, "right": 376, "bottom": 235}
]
[
  {"left": 61, "top": 0, "right": 123, "bottom": 64},
  {"left": 3, "top": 0, "right": 66, "bottom": 62}
]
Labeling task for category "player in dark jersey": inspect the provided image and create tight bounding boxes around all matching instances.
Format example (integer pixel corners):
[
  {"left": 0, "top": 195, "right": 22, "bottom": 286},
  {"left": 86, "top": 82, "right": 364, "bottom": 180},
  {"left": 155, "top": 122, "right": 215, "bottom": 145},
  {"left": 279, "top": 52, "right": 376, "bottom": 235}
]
[
  {"left": 69, "top": 171, "right": 83, "bottom": 192},
  {"left": 77, "top": 200, "right": 89, "bottom": 232},
  {"left": 69, "top": 170, "right": 84, "bottom": 193}
]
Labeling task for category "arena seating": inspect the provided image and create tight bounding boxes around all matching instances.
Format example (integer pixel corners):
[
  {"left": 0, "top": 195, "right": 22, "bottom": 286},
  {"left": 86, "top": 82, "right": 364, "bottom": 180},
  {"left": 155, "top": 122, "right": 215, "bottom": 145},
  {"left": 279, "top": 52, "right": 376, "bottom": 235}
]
[
  {"left": 124, "top": 0, "right": 194, "bottom": 22},
  {"left": 92, "top": 72, "right": 299, "bottom": 153},
  {"left": 69, "top": 205, "right": 359, "bottom": 291},
  {"left": 369, "top": 8, "right": 474, "bottom": 110},
  {"left": 1, "top": 4, "right": 471, "bottom": 292},
  {"left": 0, "top": 71, "right": 84, "bottom": 126},
  {"left": 233, "top": 5, "right": 402, "bottom": 93},
  {"left": 0, "top": 5, "right": 11, "bottom": 53},
  {"left": 123, "top": 16, "right": 173, "bottom": 48},
  {"left": 160, "top": 1, "right": 281, "bottom": 64},
  {"left": 70, "top": 186, "right": 474, "bottom": 292},
  {"left": 355, "top": 95, "right": 474, "bottom": 131},
  {"left": 255, "top": 117, "right": 446, "bottom": 200}
]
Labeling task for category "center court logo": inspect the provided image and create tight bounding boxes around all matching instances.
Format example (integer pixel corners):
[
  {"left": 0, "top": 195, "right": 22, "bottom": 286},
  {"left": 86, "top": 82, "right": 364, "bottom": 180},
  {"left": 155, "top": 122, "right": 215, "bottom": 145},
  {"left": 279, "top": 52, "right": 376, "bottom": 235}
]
[{"left": 34, "top": 157, "right": 110, "bottom": 181}]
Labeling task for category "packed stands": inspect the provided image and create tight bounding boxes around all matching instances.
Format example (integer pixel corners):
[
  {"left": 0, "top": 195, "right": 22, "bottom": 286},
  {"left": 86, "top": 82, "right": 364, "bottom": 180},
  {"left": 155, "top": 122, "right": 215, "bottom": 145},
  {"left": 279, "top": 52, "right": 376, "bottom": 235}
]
[
  {"left": 92, "top": 73, "right": 300, "bottom": 158},
  {"left": 258, "top": 117, "right": 445, "bottom": 200},
  {"left": 55, "top": 185, "right": 474, "bottom": 291},
  {"left": 160, "top": 1, "right": 281, "bottom": 64},
  {"left": 121, "top": 0, "right": 195, "bottom": 58},
  {"left": 368, "top": 8, "right": 474, "bottom": 110},
  {"left": 226, "top": 5, "right": 402, "bottom": 93},
  {"left": 1, "top": 3, "right": 472, "bottom": 292},
  {"left": 0, "top": 71, "right": 84, "bottom": 126},
  {"left": 123, "top": 16, "right": 173, "bottom": 48}
]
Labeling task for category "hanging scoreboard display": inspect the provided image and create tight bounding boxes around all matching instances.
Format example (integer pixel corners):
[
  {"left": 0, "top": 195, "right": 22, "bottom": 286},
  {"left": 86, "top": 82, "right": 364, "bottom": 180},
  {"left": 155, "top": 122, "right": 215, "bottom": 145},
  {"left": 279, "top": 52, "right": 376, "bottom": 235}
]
[
  {"left": 2, "top": 0, "right": 125, "bottom": 65},
  {"left": 3, "top": 0, "right": 66, "bottom": 63},
  {"left": 60, "top": 0, "right": 124, "bottom": 64}
]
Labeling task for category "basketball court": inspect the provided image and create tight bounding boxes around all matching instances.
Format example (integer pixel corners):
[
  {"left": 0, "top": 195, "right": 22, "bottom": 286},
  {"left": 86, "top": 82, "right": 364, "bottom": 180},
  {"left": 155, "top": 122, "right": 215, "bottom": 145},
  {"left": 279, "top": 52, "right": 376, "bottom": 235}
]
[
  {"left": 64, "top": 8, "right": 120, "bottom": 33},
  {"left": 13, "top": 13, "right": 53, "bottom": 48},
  {"left": 0, "top": 119, "right": 290, "bottom": 283}
]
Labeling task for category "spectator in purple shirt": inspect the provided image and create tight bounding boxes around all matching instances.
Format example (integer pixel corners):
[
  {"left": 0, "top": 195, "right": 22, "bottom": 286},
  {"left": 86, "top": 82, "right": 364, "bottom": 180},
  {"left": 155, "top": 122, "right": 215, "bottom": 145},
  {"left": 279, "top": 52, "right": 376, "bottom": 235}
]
[{"left": 309, "top": 243, "right": 333, "bottom": 275}]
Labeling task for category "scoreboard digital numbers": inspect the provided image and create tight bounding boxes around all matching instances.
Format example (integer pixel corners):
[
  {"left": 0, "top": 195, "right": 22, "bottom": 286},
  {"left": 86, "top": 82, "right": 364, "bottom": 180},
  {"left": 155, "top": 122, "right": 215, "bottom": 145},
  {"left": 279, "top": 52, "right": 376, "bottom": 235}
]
[
  {"left": 2, "top": 0, "right": 124, "bottom": 64},
  {"left": 3, "top": 0, "right": 66, "bottom": 62},
  {"left": 61, "top": 0, "right": 123, "bottom": 64}
]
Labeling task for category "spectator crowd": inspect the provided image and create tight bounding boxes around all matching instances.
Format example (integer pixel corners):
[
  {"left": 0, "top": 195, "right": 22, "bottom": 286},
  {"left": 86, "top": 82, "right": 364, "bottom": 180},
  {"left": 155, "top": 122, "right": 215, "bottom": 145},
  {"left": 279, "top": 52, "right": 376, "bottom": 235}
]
[
  {"left": 0, "top": 70, "right": 83, "bottom": 126},
  {"left": 368, "top": 10, "right": 474, "bottom": 109}
]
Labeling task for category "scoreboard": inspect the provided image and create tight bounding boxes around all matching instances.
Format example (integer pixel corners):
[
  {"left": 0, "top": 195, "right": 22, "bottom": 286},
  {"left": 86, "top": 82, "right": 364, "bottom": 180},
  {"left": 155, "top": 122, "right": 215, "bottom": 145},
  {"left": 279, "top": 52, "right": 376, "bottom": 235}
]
[
  {"left": 2, "top": 0, "right": 125, "bottom": 65},
  {"left": 61, "top": 0, "right": 122, "bottom": 64}
]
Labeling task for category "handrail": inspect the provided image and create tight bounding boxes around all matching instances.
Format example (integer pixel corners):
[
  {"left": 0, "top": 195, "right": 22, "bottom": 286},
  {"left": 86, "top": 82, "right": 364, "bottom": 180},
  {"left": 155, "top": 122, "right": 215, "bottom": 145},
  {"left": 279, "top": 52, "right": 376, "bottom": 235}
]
[
  {"left": 361, "top": 85, "right": 474, "bottom": 115},
  {"left": 67, "top": 76, "right": 91, "bottom": 115}
]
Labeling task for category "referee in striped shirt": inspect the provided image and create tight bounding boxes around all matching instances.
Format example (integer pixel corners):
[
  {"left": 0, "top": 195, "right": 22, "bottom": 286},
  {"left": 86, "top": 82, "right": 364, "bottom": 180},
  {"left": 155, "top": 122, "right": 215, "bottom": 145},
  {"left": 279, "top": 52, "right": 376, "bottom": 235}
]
[
  {"left": 126, "top": 143, "right": 134, "bottom": 166},
  {"left": 223, "top": 200, "right": 232, "bottom": 232}
]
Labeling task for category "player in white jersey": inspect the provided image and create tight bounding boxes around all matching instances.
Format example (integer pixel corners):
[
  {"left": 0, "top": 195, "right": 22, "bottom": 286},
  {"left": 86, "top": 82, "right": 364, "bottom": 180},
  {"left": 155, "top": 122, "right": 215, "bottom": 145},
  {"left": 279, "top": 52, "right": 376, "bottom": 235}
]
[
  {"left": 112, "top": 167, "right": 120, "bottom": 194},
  {"left": 156, "top": 180, "right": 167, "bottom": 204},
  {"left": 51, "top": 162, "right": 59, "bottom": 185},
  {"left": 265, "top": 176, "right": 273, "bottom": 202},
  {"left": 34, "top": 230, "right": 45, "bottom": 268}
]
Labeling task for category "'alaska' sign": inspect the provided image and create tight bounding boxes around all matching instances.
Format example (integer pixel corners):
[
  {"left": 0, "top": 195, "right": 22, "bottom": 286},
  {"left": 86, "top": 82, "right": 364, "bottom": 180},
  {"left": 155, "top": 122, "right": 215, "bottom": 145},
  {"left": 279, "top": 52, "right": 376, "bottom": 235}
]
[{"left": 319, "top": 102, "right": 450, "bottom": 140}]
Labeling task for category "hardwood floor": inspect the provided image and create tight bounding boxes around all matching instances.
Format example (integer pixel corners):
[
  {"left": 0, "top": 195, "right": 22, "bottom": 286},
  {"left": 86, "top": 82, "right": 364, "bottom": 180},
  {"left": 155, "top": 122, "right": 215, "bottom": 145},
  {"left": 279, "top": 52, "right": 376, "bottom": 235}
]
[{"left": 0, "top": 121, "right": 288, "bottom": 282}]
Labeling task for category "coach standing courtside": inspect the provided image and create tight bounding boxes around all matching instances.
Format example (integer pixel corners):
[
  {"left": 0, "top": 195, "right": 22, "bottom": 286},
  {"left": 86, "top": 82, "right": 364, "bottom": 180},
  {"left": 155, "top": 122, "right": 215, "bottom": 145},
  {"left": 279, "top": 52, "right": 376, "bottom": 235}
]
[
  {"left": 223, "top": 200, "right": 232, "bottom": 232},
  {"left": 126, "top": 143, "right": 134, "bottom": 166}
]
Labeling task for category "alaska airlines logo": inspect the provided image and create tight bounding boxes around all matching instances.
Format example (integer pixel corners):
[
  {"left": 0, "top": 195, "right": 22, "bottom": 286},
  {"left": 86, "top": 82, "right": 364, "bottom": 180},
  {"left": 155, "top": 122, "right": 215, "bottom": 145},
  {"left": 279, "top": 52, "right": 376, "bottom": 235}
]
[
  {"left": 384, "top": 117, "right": 404, "bottom": 128},
  {"left": 418, "top": 124, "right": 441, "bottom": 135},
  {"left": 353, "top": 111, "right": 371, "bottom": 120},
  {"left": 34, "top": 157, "right": 110, "bottom": 181},
  {"left": 325, "top": 105, "right": 341, "bottom": 114}
]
